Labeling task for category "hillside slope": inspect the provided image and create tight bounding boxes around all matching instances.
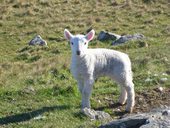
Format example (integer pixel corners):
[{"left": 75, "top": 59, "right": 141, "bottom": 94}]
[{"left": 0, "top": 0, "right": 169, "bottom": 127}]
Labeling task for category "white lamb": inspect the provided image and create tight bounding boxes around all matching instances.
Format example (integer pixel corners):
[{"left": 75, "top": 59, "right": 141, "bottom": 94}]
[{"left": 64, "top": 29, "right": 135, "bottom": 113}]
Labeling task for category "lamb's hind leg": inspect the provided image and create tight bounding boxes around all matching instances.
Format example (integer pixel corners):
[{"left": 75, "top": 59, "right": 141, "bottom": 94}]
[
  {"left": 115, "top": 77, "right": 135, "bottom": 113},
  {"left": 118, "top": 86, "right": 127, "bottom": 105},
  {"left": 124, "top": 81, "right": 135, "bottom": 113}
]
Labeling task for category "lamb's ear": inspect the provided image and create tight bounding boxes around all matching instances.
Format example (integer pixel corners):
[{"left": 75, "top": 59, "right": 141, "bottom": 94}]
[
  {"left": 85, "top": 29, "right": 95, "bottom": 42},
  {"left": 64, "top": 29, "right": 73, "bottom": 40}
]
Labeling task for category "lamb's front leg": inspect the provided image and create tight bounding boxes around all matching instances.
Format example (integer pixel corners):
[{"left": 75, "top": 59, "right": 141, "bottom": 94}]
[
  {"left": 77, "top": 79, "right": 84, "bottom": 94},
  {"left": 81, "top": 78, "right": 94, "bottom": 109}
]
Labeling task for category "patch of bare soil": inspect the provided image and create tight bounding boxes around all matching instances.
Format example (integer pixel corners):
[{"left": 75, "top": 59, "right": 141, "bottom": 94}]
[
  {"left": 134, "top": 87, "right": 170, "bottom": 113},
  {"left": 95, "top": 87, "right": 170, "bottom": 118}
]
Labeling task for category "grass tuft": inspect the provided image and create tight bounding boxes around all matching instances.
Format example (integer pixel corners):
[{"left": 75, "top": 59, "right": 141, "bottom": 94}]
[{"left": 15, "top": 52, "right": 31, "bottom": 61}]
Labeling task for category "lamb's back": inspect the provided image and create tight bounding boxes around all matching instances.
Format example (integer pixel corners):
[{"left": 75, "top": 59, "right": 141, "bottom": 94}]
[
  {"left": 87, "top": 48, "right": 131, "bottom": 78},
  {"left": 87, "top": 48, "right": 130, "bottom": 63}
]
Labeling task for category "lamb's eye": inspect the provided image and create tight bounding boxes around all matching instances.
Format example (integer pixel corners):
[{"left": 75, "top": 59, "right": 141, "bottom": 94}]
[
  {"left": 84, "top": 42, "right": 87, "bottom": 45},
  {"left": 71, "top": 42, "right": 73, "bottom": 45}
]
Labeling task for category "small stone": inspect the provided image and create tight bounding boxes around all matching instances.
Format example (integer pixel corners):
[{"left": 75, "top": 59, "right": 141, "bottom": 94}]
[
  {"left": 28, "top": 35, "right": 47, "bottom": 46},
  {"left": 158, "top": 87, "right": 164, "bottom": 92},
  {"left": 162, "top": 73, "right": 168, "bottom": 76},
  {"left": 117, "top": 108, "right": 121, "bottom": 112},
  {"left": 95, "top": 111, "right": 111, "bottom": 120},
  {"left": 23, "top": 86, "right": 35, "bottom": 94},
  {"left": 162, "top": 110, "right": 170, "bottom": 116},
  {"left": 98, "top": 100, "right": 101, "bottom": 104},
  {"left": 160, "top": 78, "right": 168, "bottom": 83},
  {"left": 139, "top": 97, "right": 143, "bottom": 103},
  {"left": 147, "top": 71, "right": 151, "bottom": 74},
  {"left": 104, "top": 97, "right": 112, "bottom": 101},
  {"left": 33, "top": 115, "right": 46, "bottom": 120},
  {"left": 153, "top": 74, "right": 158, "bottom": 77},
  {"left": 163, "top": 57, "right": 168, "bottom": 62},
  {"left": 145, "top": 78, "right": 153, "bottom": 82}
]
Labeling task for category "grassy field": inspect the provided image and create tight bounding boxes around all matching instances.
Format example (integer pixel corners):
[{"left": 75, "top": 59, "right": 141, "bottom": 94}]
[{"left": 0, "top": 0, "right": 170, "bottom": 127}]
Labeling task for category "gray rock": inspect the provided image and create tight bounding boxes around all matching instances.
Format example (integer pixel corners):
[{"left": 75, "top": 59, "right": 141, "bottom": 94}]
[
  {"left": 99, "top": 107, "right": 170, "bottom": 128},
  {"left": 112, "top": 33, "right": 145, "bottom": 45},
  {"left": 162, "top": 110, "right": 170, "bottom": 116},
  {"left": 97, "top": 31, "right": 121, "bottom": 41},
  {"left": 28, "top": 35, "right": 47, "bottom": 46},
  {"left": 99, "top": 115, "right": 149, "bottom": 128},
  {"left": 97, "top": 31, "right": 145, "bottom": 45},
  {"left": 82, "top": 108, "right": 112, "bottom": 121}
]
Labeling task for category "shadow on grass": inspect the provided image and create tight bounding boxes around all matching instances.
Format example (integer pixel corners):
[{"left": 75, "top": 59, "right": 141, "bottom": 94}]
[
  {"left": 0, "top": 105, "right": 70, "bottom": 125},
  {"left": 94, "top": 103, "right": 128, "bottom": 117},
  {"left": 73, "top": 111, "right": 87, "bottom": 119},
  {"left": 94, "top": 102, "right": 122, "bottom": 111}
]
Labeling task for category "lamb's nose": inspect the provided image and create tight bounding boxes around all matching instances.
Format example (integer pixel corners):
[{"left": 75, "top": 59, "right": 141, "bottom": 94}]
[{"left": 76, "top": 50, "right": 81, "bottom": 55}]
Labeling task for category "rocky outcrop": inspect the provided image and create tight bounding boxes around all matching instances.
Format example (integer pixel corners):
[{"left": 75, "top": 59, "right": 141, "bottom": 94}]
[
  {"left": 97, "top": 31, "right": 121, "bottom": 42},
  {"left": 112, "top": 33, "right": 145, "bottom": 45},
  {"left": 97, "top": 31, "right": 145, "bottom": 46},
  {"left": 99, "top": 108, "right": 170, "bottom": 128}
]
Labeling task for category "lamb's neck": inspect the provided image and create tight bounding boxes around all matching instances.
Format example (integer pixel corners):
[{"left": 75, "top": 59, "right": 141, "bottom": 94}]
[{"left": 71, "top": 54, "right": 87, "bottom": 64}]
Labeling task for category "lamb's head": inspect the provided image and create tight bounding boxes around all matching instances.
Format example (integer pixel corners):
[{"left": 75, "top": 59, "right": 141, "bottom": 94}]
[{"left": 64, "top": 29, "right": 95, "bottom": 56}]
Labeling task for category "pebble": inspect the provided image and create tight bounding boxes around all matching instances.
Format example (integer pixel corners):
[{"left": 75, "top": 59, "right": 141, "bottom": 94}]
[
  {"left": 153, "top": 74, "right": 158, "bottom": 77},
  {"left": 162, "top": 110, "right": 170, "bottom": 116},
  {"left": 33, "top": 115, "right": 46, "bottom": 120},
  {"left": 158, "top": 87, "right": 164, "bottom": 92},
  {"left": 145, "top": 78, "right": 153, "bottom": 82},
  {"left": 162, "top": 73, "right": 168, "bottom": 76},
  {"left": 139, "top": 97, "right": 143, "bottom": 102},
  {"left": 98, "top": 100, "right": 101, "bottom": 104}
]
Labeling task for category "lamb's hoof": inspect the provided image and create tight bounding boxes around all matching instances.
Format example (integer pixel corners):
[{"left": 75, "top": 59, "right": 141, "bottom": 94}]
[
  {"left": 117, "top": 102, "right": 125, "bottom": 106},
  {"left": 125, "top": 110, "right": 132, "bottom": 114},
  {"left": 81, "top": 107, "right": 90, "bottom": 113},
  {"left": 125, "top": 108, "right": 133, "bottom": 113}
]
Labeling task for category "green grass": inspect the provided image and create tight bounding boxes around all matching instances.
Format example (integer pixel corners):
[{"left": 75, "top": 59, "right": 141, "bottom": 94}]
[{"left": 0, "top": 0, "right": 170, "bottom": 127}]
